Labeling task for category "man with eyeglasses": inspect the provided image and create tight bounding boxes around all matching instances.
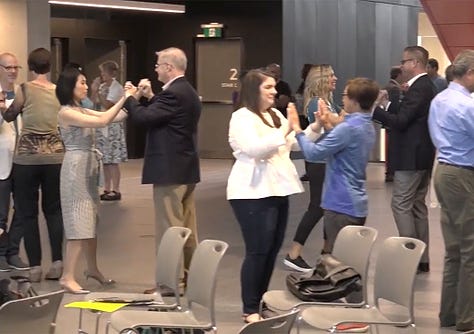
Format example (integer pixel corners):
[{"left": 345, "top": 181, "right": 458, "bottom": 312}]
[
  {"left": 373, "top": 45, "right": 437, "bottom": 273},
  {"left": 123, "top": 47, "right": 201, "bottom": 296},
  {"left": 0, "top": 52, "right": 29, "bottom": 272},
  {"left": 428, "top": 49, "right": 474, "bottom": 332}
]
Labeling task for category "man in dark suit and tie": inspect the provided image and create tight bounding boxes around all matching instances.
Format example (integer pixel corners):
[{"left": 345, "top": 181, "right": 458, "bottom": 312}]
[
  {"left": 373, "top": 46, "right": 436, "bottom": 272},
  {"left": 124, "top": 47, "right": 201, "bottom": 294}
]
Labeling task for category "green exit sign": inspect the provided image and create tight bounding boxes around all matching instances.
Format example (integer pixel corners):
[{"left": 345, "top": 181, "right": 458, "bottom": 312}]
[{"left": 201, "top": 23, "right": 223, "bottom": 38}]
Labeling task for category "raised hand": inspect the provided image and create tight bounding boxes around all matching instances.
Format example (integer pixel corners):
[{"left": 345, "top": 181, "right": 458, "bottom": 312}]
[
  {"left": 316, "top": 99, "right": 331, "bottom": 127},
  {"left": 138, "top": 79, "right": 154, "bottom": 99},
  {"left": 287, "top": 102, "right": 301, "bottom": 132},
  {"left": 124, "top": 81, "right": 139, "bottom": 99}
]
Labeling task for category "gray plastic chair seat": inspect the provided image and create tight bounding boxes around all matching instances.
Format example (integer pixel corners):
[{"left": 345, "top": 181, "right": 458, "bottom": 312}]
[
  {"left": 238, "top": 309, "right": 299, "bottom": 334},
  {"left": 262, "top": 226, "right": 378, "bottom": 313},
  {"left": 302, "top": 306, "right": 401, "bottom": 329},
  {"left": 299, "top": 237, "right": 426, "bottom": 332},
  {"left": 107, "top": 239, "right": 229, "bottom": 334},
  {"left": 110, "top": 309, "right": 211, "bottom": 332},
  {"left": 78, "top": 227, "right": 192, "bottom": 334}
]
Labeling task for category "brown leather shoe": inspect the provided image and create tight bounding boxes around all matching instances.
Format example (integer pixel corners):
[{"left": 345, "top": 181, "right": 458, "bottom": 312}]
[
  {"left": 143, "top": 287, "right": 157, "bottom": 294},
  {"left": 143, "top": 285, "right": 177, "bottom": 297}
]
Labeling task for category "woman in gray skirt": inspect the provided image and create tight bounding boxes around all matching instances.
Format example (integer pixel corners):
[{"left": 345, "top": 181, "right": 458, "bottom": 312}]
[{"left": 56, "top": 66, "right": 126, "bottom": 294}]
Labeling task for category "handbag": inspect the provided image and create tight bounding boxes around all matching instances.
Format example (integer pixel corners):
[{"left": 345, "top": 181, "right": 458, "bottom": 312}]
[{"left": 286, "top": 254, "right": 362, "bottom": 302}]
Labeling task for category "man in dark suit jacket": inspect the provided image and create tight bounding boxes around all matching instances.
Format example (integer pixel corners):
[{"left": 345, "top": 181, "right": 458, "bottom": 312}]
[
  {"left": 124, "top": 47, "right": 201, "bottom": 294},
  {"left": 383, "top": 66, "right": 404, "bottom": 182},
  {"left": 373, "top": 46, "right": 436, "bottom": 272}
]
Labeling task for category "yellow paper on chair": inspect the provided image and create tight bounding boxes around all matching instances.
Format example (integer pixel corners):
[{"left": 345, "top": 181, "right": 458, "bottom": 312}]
[{"left": 65, "top": 301, "right": 128, "bottom": 312}]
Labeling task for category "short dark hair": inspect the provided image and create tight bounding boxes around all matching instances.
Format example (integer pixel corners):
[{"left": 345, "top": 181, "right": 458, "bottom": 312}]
[
  {"left": 239, "top": 69, "right": 281, "bottom": 128},
  {"left": 390, "top": 66, "right": 402, "bottom": 80},
  {"left": 404, "top": 46, "right": 429, "bottom": 67},
  {"left": 56, "top": 67, "right": 83, "bottom": 106},
  {"left": 427, "top": 58, "right": 439, "bottom": 70},
  {"left": 345, "top": 77, "right": 380, "bottom": 111},
  {"left": 445, "top": 64, "right": 455, "bottom": 83},
  {"left": 28, "top": 48, "right": 51, "bottom": 74}
]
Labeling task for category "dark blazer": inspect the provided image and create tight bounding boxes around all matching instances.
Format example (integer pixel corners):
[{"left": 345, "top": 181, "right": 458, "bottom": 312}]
[
  {"left": 124, "top": 77, "right": 201, "bottom": 185},
  {"left": 373, "top": 74, "right": 436, "bottom": 171}
]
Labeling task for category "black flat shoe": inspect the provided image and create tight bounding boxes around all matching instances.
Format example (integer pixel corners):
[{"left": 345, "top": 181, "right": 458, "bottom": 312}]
[
  {"left": 101, "top": 191, "right": 121, "bottom": 201},
  {"left": 100, "top": 191, "right": 111, "bottom": 200},
  {"left": 417, "top": 262, "right": 430, "bottom": 273}
]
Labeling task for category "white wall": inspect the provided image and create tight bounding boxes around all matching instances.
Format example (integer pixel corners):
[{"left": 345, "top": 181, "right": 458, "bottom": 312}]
[
  {"left": 0, "top": 0, "right": 50, "bottom": 81},
  {"left": 0, "top": 0, "right": 28, "bottom": 83}
]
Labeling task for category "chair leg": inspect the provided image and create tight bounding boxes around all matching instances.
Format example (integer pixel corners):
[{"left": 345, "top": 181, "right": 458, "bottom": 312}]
[
  {"left": 78, "top": 309, "right": 88, "bottom": 334},
  {"left": 258, "top": 300, "right": 264, "bottom": 317},
  {"left": 94, "top": 312, "right": 103, "bottom": 334},
  {"left": 296, "top": 315, "right": 302, "bottom": 334}
]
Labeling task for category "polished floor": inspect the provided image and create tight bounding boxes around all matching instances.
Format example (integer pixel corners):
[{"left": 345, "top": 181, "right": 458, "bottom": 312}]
[{"left": 0, "top": 158, "right": 466, "bottom": 333}]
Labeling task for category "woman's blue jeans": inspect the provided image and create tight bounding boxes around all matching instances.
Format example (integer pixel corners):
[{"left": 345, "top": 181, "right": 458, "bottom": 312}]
[{"left": 230, "top": 196, "right": 289, "bottom": 314}]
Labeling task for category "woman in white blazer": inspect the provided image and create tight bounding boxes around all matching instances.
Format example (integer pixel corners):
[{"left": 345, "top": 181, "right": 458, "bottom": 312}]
[{"left": 227, "top": 69, "right": 320, "bottom": 323}]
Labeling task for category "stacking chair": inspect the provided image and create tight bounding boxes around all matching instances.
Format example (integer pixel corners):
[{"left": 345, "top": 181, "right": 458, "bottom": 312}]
[
  {"left": 261, "top": 225, "right": 378, "bottom": 314},
  {"left": 106, "top": 239, "right": 229, "bottom": 334},
  {"left": 238, "top": 309, "right": 299, "bottom": 334},
  {"left": 79, "top": 226, "right": 192, "bottom": 334},
  {"left": 299, "top": 237, "right": 426, "bottom": 333},
  {"left": 0, "top": 289, "right": 64, "bottom": 334}
]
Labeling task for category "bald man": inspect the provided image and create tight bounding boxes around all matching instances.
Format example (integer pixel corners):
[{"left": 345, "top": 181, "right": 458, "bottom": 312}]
[{"left": 0, "top": 52, "right": 28, "bottom": 271}]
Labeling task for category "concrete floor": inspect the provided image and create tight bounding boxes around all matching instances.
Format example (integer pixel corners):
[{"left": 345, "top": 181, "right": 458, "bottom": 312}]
[{"left": 0, "top": 158, "right": 466, "bottom": 333}]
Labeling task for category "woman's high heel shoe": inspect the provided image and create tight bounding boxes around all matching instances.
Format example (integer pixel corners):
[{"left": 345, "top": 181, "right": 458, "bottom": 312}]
[
  {"left": 59, "top": 279, "right": 90, "bottom": 295},
  {"left": 84, "top": 271, "right": 116, "bottom": 286}
]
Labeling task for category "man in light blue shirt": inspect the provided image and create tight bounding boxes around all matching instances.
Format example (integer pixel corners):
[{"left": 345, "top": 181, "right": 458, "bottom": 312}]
[
  {"left": 428, "top": 49, "right": 474, "bottom": 332},
  {"left": 288, "top": 77, "right": 378, "bottom": 253}
]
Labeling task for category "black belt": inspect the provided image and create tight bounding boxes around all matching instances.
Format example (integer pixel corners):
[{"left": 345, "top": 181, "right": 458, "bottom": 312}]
[{"left": 439, "top": 161, "right": 474, "bottom": 171}]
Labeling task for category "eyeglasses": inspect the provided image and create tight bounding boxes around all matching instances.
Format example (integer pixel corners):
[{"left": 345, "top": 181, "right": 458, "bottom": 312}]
[
  {"left": 0, "top": 64, "right": 22, "bottom": 71},
  {"left": 400, "top": 58, "right": 415, "bottom": 65},
  {"left": 341, "top": 92, "right": 348, "bottom": 97},
  {"left": 154, "top": 63, "right": 169, "bottom": 68}
]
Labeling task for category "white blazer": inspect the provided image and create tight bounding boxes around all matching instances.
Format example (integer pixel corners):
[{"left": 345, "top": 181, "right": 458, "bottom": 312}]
[
  {"left": 0, "top": 85, "right": 20, "bottom": 180},
  {"left": 226, "top": 107, "right": 320, "bottom": 200}
]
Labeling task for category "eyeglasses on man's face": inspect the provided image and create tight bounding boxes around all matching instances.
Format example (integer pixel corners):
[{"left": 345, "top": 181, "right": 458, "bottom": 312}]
[
  {"left": 400, "top": 58, "right": 415, "bottom": 65},
  {"left": 154, "top": 63, "right": 169, "bottom": 69},
  {"left": 0, "top": 64, "right": 22, "bottom": 71}
]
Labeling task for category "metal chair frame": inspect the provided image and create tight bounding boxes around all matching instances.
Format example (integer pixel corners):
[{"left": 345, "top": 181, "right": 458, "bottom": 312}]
[
  {"left": 106, "top": 239, "right": 229, "bottom": 334},
  {"left": 260, "top": 225, "right": 378, "bottom": 314}
]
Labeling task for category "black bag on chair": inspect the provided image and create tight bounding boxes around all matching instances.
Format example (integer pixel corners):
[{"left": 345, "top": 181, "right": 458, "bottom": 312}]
[{"left": 286, "top": 254, "right": 362, "bottom": 302}]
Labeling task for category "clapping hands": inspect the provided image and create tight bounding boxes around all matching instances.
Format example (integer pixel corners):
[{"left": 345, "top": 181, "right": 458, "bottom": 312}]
[{"left": 287, "top": 103, "right": 302, "bottom": 133}]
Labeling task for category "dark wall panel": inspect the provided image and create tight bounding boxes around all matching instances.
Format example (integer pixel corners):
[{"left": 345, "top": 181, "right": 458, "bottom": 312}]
[
  {"left": 51, "top": 1, "right": 282, "bottom": 159},
  {"left": 283, "top": 0, "right": 421, "bottom": 98}
]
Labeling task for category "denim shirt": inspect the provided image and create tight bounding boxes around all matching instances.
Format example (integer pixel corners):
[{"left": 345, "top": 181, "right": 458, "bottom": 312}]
[{"left": 296, "top": 112, "right": 375, "bottom": 217}]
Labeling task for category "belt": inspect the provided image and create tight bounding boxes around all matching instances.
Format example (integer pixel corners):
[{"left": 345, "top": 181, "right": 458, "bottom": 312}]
[{"left": 439, "top": 161, "right": 474, "bottom": 172}]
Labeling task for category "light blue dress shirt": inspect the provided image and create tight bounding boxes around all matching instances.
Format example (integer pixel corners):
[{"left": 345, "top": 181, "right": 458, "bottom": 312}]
[
  {"left": 428, "top": 82, "right": 474, "bottom": 168},
  {"left": 296, "top": 112, "right": 375, "bottom": 217}
]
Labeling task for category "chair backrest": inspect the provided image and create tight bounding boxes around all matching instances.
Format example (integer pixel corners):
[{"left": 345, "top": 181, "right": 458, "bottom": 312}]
[
  {"left": 238, "top": 309, "right": 299, "bottom": 334},
  {"left": 332, "top": 225, "right": 378, "bottom": 301},
  {"left": 186, "top": 239, "right": 229, "bottom": 326},
  {"left": 374, "top": 237, "right": 426, "bottom": 320},
  {"left": 0, "top": 290, "right": 64, "bottom": 334},
  {"left": 155, "top": 226, "right": 192, "bottom": 302}
]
